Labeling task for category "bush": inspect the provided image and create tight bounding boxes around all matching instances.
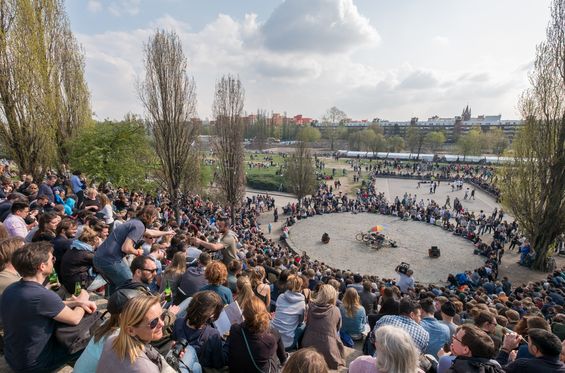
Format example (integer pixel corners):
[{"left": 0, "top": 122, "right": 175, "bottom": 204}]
[{"left": 246, "top": 174, "right": 288, "bottom": 192}]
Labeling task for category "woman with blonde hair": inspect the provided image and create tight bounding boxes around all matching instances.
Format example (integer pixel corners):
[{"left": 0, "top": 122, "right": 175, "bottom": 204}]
[
  {"left": 340, "top": 287, "right": 367, "bottom": 341},
  {"left": 228, "top": 296, "right": 287, "bottom": 372},
  {"left": 98, "top": 193, "right": 114, "bottom": 225},
  {"left": 301, "top": 284, "right": 345, "bottom": 369},
  {"left": 97, "top": 295, "right": 168, "bottom": 372},
  {"left": 160, "top": 251, "right": 186, "bottom": 303},
  {"left": 349, "top": 325, "right": 421, "bottom": 373},
  {"left": 235, "top": 275, "right": 255, "bottom": 311},
  {"left": 271, "top": 274, "right": 306, "bottom": 349},
  {"left": 82, "top": 187, "right": 100, "bottom": 212},
  {"left": 74, "top": 288, "right": 143, "bottom": 372},
  {"left": 250, "top": 265, "right": 271, "bottom": 311}
]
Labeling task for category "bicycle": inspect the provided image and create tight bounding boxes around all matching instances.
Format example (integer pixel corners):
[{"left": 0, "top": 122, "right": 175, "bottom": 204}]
[{"left": 355, "top": 232, "right": 371, "bottom": 242}]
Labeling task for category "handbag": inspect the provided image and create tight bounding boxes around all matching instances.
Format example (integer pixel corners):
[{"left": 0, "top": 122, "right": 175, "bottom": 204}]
[
  {"left": 55, "top": 310, "right": 103, "bottom": 354},
  {"left": 241, "top": 327, "right": 279, "bottom": 373}
]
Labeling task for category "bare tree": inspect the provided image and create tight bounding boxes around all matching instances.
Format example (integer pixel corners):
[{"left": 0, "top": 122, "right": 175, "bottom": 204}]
[
  {"left": 286, "top": 140, "right": 316, "bottom": 206},
  {"left": 322, "top": 106, "right": 347, "bottom": 150},
  {"left": 212, "top": 74, "right": 245, "bottom": 221},
  {"left": 0, "top": 0, "right": 89, "bottom": 178},
  {"left": 501, "top": 0, "right": 565, "bottom": 271},
  {"left": 139, "top": 29, "right": 199, "bottom": 218},
  {"left": 253, "top": 109, "right": 268, "bottom": 151}
]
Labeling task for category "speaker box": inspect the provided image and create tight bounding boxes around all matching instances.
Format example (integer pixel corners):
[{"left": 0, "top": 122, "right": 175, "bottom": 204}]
[{"left": 429, "top": 246, "right": 441, "bottom": 258}]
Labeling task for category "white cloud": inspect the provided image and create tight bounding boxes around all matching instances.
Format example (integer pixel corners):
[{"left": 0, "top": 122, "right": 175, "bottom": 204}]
[
  {"left": 75, "top": 7, "right": 525, "bottom": 121},
  {"left": 398, "top": 69, "right": 439, "bottom": 90},
  {"left": 261, "top": 0, "right": 379, "bottom": 54},
  {"left": 151, "top": 14, "right": 192, "bottom": 34},
  {"left": 87, "top": 0, "right": 102, "bottom": 13},
  {"left": 433, "top": 36, "right": 449, "bottom": 46},
  {"left": 108, "top": 0, "right": 141, "bottom": 17}
]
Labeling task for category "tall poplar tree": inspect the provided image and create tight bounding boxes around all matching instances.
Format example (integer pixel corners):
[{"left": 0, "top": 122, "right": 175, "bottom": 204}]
[
  {"left": 212, "top": 74, "right": 245, "bottom": 221},
  {"left": 0, "top": 0, "right": 90, "bottom": 177},
  {"left": 140, "top": 29, "right": 200, "bottom": 218},
  {"left": 501, "top": 0, "right": 565, "bottom": 270}
]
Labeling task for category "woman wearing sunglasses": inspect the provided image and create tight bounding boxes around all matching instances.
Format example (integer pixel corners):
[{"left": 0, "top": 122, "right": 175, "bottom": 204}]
[{"left": 96, "top": 295, "right": 172, "bottom": 372}]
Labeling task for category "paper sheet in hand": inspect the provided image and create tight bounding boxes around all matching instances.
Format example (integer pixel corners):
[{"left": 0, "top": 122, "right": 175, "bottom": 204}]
[{"left": 214, "top": 301, "right": 244, "bottom": 336}]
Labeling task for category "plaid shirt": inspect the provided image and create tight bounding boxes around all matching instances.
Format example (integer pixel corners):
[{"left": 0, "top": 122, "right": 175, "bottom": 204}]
[{"left": 373, "top": 315, "right": 429, "bottom": 352}]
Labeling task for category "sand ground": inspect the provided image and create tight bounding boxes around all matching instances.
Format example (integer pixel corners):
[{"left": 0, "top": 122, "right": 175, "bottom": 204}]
[{"left": 286, "top": 212, "right": 485, "bottom": 283}]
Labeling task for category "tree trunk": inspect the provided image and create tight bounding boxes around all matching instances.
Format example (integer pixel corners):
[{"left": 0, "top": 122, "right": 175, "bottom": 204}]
[{"left": 531, "top": 173, "right": 564, "bottom": 270}]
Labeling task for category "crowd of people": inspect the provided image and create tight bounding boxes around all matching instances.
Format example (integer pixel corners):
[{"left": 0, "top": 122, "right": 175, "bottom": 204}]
[
  {"left": 0, "top": 164, "right": 563, "bottom": 373},
  {"left": 341, "top": 158, "right": 500, "bottom": 199}
]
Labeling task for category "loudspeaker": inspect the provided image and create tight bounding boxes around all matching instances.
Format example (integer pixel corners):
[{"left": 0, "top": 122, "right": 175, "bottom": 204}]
[{"left": 429, "top": 246, "right": 441, "bottom": 258}]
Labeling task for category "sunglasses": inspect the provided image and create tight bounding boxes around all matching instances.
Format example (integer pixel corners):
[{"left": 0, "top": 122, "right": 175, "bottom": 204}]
[
  {"left": 147, "top": 314, "right": 165, "bottom": 329},
  {"left": 142, "top": 268, "right": 157, "bottom": 274}
]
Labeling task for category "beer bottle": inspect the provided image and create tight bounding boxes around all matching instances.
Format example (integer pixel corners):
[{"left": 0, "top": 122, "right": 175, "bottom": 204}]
[
  {"left": 49, "top": 270, "right": 60, "bottom": 291},
  {"left": 74, "top": 281, "right": 82, "bottom": 297},
  {"left": 164, "top": 281, "right": 172, "bottom": 303}
]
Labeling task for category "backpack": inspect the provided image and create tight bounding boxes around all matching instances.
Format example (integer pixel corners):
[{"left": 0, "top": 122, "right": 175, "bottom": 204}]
[
  {"left": 362, "top": 330, "right": 376, "bottom": 356},
  {"left": 55, "top": 310, "right": 104, "bottom": 354}
]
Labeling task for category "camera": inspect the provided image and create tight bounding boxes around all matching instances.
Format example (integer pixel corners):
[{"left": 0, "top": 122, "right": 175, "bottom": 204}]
[
  {"left": 395, "top": 262, "right": 410, "bottom": 275},
  {"left": 165, "top": 338, "right": 188, "bottom": 371}
]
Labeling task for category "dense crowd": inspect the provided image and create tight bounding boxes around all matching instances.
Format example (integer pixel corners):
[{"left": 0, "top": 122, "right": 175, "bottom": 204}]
[
  {"left": 341, "top": 159, "right": 500, "bottom": 198},
  {"left": 0, "top": 166, "right": 563, "bottom": 372}
]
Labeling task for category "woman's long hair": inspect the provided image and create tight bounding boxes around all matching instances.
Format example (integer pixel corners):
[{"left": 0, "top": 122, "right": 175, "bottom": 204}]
[
  {"left": 342, "top": 287, "right": 361, "bottom": 318},
  {"left": 164, "top": 251, "right": 186, "bottom": 276},
  {"left": 250, "top": 266, "right": 266, "bottom": 288},
  {"left": 112, "top": 295, "right": 160, "bottom": 363},
  {"left": 32, "top": 211, "right": 59, "bottom": 242},
  {"left": 243, "top": 296, "right": 270, "bottom": 334},
  {"left": 94, "top": 314, "right": 119, "bottom": 343},
  {"left": 185, "top": 291, "right": 223, "bottom": 328},
  {"left": 314, "top": 284, "right": 337, "bottom": 306},
  {"left": 236, "top": 275, "right": 255, "bottom": 311},
  {"left": 374, "top": 325, "right": 419, "bottom": 373}
]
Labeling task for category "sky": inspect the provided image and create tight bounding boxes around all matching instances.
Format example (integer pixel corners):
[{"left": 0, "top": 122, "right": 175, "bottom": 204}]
[{"left": 66, "top": 0, "right": 552, "bottom": 122}]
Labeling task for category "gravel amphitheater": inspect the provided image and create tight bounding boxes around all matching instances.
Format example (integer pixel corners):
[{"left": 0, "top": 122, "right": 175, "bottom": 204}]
[{"left": 287, "top": 213, "right": 485, "bottom": 284}]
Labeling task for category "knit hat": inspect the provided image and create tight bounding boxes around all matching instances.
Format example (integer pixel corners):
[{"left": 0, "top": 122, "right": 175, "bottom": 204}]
[{"left": 441, "top": 301, "right": 457, "bottom": 317}]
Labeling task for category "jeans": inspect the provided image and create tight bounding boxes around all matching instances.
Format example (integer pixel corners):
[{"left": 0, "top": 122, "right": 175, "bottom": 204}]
[
  {"left": 93, "top": 257, "right": 132, "bottom": 295},
  {"left": 178, "top": 344, "right": 202, "bottom": 373}
]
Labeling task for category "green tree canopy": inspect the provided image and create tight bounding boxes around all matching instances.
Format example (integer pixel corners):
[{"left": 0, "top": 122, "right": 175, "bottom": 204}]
[
  {"left": 484, "top": 128, "right": 509, "bottom": 156},
  {"left": 457, "top": 129, "right": 482, "bottom": 159},
  {"left": 424, "top": 131, "right": 446, "bottom": 153},
  {"left": 387, "top": 135, "right": 405, "bottom": 152},
  {"left": 67, "top": 116, "right": 157, "bottom": 190},
  {"left": 297, "top": 126, "right": 321, "bottom": 143}
]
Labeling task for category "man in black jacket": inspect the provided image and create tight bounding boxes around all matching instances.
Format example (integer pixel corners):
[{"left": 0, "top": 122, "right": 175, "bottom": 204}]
[
  {"left": 497, "top": 328, "right": 565, "bottom": 372},
  {"left": 445, "top": 324, "right": 504, "bottom": 372}
]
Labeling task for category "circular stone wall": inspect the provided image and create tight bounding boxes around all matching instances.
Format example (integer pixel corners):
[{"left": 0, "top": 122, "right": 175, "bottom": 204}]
[{"left": 287, "top": 213, "right": 485, "bottom": 284}]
